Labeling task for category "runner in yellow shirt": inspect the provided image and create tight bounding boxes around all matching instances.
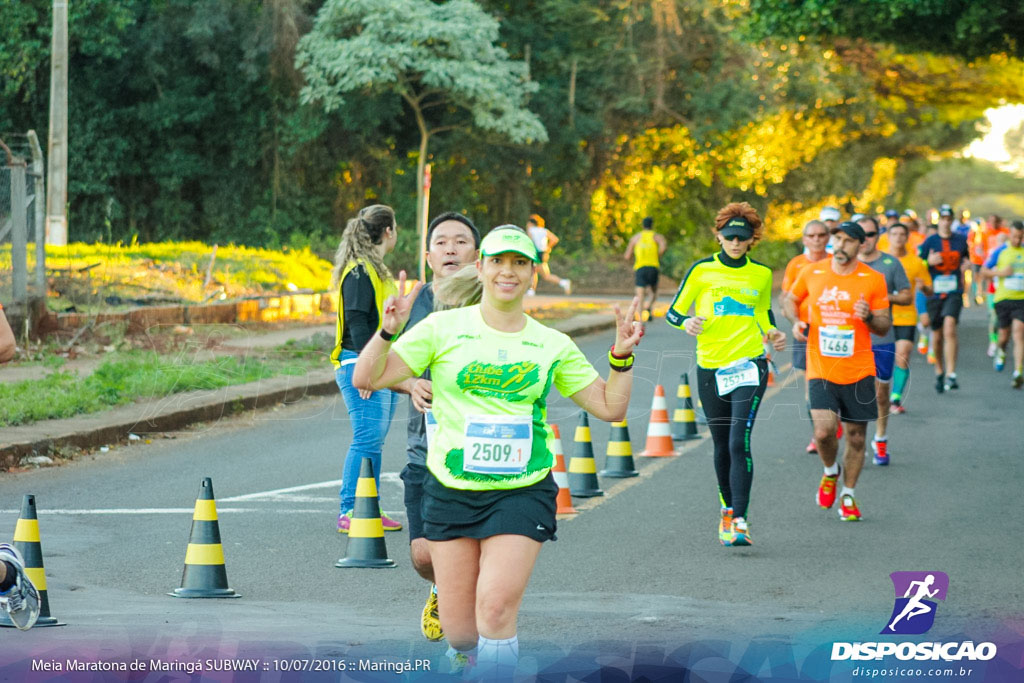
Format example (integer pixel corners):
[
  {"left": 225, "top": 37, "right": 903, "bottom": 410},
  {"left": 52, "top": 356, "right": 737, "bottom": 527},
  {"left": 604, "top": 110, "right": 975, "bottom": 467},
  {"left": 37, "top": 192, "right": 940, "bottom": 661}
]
[{"left": 624, "top": 216, "right": 668, "bottom": 321}]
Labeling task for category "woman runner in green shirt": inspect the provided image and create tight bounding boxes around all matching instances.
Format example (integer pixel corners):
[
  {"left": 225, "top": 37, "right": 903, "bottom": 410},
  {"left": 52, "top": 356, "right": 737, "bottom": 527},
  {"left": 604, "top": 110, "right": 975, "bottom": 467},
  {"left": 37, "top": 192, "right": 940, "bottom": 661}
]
[{"left": 354, "top": 225, "right": 643, "bottom": 678}]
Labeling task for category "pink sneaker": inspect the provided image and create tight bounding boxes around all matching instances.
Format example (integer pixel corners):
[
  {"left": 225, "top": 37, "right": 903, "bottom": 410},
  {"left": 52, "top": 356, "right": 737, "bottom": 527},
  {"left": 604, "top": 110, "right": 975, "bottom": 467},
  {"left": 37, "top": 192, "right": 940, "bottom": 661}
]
[
  {"left": 381, "top": 513, "right": 403, "bottom": 532},
  {"left": 337, "top": 511, "right": 352, "bottom": 534}
]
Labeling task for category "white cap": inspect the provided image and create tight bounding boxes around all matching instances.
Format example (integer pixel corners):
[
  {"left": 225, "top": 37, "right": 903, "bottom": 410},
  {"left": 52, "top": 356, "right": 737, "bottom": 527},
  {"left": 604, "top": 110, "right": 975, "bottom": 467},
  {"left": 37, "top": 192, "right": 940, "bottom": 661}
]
[
  {"left": 819, "top": 206, "right": 841, "bottom": 222},
  {"left": 850, "top": 213, "right": 866, "bottom": 222}
]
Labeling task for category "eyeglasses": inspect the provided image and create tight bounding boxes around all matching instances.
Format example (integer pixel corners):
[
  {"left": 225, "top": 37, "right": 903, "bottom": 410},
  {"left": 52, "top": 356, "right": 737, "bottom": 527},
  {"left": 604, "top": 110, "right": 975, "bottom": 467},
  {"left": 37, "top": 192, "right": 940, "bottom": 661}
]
[{"left": 863, "top": 232, "right": 878, "bottom": 238}]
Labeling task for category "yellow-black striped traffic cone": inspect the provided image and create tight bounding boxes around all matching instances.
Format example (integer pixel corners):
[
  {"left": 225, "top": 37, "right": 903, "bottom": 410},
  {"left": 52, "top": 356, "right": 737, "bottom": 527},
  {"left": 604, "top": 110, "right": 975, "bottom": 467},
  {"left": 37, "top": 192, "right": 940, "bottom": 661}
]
[
  {"left": 336, "top": 458, "right": 396, "bottom": 568},
  {"left": 171, "top": 478, "right": 240, "bottom": 598},
  {"left": 0, "top": 494, "right": 63, "bottom": 627},
  {"left": 600, "top": 420, "right": 639, "bottom": 478},
  {"left": 568, "top": 413, "right": 603, "bottom": 497},
  {"left": 696, "top": 397, "right": 708, "bottom": 425},
  {"left": 671, "top": 373, "right": 701, "bottom": 441}
]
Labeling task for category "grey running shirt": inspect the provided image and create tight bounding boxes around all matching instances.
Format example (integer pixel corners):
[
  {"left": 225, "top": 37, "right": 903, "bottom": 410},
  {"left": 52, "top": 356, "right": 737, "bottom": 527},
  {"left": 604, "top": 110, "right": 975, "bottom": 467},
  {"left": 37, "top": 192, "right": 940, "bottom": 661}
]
[
  {"left": 864, "top": 254, "right": 910, "bottom": 345},
  {"left": 403, "top": 283, "right": 435, "bottom": 466}
]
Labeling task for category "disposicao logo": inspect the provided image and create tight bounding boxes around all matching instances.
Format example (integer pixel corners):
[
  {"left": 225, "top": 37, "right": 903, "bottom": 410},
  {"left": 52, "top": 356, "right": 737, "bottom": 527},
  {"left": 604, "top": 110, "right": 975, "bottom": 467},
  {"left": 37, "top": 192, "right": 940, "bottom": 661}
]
[
  {"left": 882, "top": 571, "right": 948, "bottom": 635},
  {"left": 831, "top": 572, "right": 997, "bottom": 663}
]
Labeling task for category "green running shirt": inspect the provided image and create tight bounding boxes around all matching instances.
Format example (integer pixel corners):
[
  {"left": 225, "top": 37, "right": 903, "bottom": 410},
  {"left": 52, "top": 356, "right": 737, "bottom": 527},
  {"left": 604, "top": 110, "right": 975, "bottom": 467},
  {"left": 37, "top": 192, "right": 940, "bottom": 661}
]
[
  {"left": 665, "top": 253, "right": 777, "bottom": 369},
  {"left": 392, "top": 305, "right": 599, "bottom": 490}
]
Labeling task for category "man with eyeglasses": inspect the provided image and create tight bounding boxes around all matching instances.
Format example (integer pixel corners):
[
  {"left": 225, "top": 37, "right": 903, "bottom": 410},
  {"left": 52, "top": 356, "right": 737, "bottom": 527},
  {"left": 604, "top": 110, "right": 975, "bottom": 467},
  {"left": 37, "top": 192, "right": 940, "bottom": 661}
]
[
  {"left": 782, "top": 219, "right": 832, "bottom": 454},
  {"left": 919, "top": 205, "right": 970, "bottom": 392},
  {"left": 857, "top": 216, "right": 911, "bottom": 465}
]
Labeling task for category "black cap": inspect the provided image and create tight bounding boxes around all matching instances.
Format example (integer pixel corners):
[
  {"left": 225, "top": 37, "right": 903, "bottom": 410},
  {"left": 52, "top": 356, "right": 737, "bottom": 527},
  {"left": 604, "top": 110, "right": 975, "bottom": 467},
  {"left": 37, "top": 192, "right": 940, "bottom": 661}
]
[
  {"left": 719, "top": 216, "right": 754, "bottom": 240},
  {"left": 939, "top": 204, "right": 954, "bottom": 218},
  {"left": 642, "top": 216, "right": 653, "bottom": 229},
  {"left": 834, "top": 221, "right": 866, "bottom": 243}
]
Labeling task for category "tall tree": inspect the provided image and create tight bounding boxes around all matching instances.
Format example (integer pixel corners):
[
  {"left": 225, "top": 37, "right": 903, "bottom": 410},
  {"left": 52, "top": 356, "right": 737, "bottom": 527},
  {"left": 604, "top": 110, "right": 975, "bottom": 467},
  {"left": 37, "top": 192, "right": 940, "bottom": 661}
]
[
  {"left": 297, "top": 0, "right": 547, "bottom": 278},
  {"left": 746, "top": 0, "right": 1024, "bottom": 60}
]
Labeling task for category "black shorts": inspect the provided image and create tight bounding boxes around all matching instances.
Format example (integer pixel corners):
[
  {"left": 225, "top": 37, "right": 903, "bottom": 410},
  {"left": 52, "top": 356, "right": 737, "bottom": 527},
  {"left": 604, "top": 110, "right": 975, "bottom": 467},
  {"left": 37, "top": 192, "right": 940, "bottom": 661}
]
[
  {"left": 808, "top": 376, "right": 878, "bottom": 424},
  {"left": 926, "top": 295, "right": 963, "bottom": 330},
  {"left": 421, "top": 470, "right": 557, "bottom": 543},
  {"left": 893, "top": 325, "right": 917, "bottom": 343},
  {"left": 635, "top": 266, "right": 660, "bottom": 288},
  {"left": 792, "top": 338, "right": 807, "bottom": 371},
  {"left": 401, "top": 462, "right": 429, "bottom": 542},
  {"left": 995, "top": 299, "right": 1024, "bottom": 329}
]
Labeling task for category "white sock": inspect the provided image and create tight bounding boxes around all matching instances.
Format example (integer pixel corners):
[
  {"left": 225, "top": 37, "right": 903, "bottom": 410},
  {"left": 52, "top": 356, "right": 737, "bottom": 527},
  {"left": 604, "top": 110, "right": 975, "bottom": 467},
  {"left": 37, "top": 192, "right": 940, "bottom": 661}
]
[
  {"left": 477, "top": 635, "right": 518, "bottom": 678},
  {"left": 874, "top": 435, "right": 887, "bottom": 442},
  {"left": 824, "top": 463, "right": 839, "bottom": 476},
  {"left": 840, "top": 486, "right": 855, "bottom": 498}
]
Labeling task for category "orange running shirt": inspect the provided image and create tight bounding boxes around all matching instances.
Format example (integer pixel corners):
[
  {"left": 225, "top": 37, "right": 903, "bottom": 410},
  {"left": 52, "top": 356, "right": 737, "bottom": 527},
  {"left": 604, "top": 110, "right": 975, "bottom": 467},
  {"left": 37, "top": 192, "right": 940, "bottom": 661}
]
[
  {"left": 783, "top": 253, "right": 828, "bottom": 322},
  {"left": 789, "top": 261, "right": 889, "bottom": 384}
]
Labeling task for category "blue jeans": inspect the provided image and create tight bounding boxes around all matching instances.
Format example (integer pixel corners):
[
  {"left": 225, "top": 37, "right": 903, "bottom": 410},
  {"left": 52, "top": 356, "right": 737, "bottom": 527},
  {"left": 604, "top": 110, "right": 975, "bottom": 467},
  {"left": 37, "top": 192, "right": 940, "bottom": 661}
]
[{"left": 335, "top": 350, "right": 399, "bottom": 514}]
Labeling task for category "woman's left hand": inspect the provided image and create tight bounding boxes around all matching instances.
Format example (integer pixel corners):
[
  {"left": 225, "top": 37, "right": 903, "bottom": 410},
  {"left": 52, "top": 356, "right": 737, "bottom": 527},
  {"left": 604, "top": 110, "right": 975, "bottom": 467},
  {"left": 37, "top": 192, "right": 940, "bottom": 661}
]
[
  {"left": 765, "top": 328, "right": 787, "bottom": 353},
  {"left": 612, "top": 296, "right": 644, "bottom": 356}
]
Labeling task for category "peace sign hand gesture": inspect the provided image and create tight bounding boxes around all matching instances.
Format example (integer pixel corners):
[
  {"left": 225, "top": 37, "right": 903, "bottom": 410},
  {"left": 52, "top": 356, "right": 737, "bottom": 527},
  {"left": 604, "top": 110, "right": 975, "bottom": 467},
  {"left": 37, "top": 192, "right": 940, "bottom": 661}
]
[
  {"left": 381, "top": 270, "right": 423, "bottom": 336},
  {"left": 612, "top": 296, "right": 645, "bottom": 356}
]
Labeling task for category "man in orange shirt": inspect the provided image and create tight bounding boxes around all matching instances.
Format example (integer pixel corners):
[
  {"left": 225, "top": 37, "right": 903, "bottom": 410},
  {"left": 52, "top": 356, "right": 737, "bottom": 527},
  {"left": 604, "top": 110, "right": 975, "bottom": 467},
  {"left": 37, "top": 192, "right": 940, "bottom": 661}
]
[
  {"left": 785, "top": 222, "right": 891, "bottom": 522},
  {"left": 781, "top": 219, "right": 831, "bottom": 453},
  {"left": 969, "top": 214, "right": 1007, "bottom": 306}
]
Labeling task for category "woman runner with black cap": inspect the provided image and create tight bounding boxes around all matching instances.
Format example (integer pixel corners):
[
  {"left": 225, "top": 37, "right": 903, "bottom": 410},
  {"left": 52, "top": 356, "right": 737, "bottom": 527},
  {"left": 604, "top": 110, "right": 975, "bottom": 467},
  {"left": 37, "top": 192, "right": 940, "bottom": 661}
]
[{"left": 666, "top": 203, "right": 786, "bottom": 546}]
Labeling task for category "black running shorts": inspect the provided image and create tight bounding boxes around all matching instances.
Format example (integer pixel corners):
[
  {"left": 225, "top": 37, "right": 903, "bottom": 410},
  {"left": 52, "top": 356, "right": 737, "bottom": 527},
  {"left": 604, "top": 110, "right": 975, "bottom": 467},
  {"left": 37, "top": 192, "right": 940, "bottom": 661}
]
[
  {"left": 421, "top": 470, "right": 557, "bottom": 543},
  {"left": 926, "top": 295, "right": 963, "bottom": 330},
  {"left": 808, "top": 375, "right": 878, "bottom": 424}
]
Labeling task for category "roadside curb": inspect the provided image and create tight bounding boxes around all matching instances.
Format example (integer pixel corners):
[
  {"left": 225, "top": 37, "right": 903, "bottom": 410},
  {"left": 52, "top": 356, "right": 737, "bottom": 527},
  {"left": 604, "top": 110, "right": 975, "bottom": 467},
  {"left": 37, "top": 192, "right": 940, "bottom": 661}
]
[{"left": 0, "top": 313, "right": 618, "bottom": 471}]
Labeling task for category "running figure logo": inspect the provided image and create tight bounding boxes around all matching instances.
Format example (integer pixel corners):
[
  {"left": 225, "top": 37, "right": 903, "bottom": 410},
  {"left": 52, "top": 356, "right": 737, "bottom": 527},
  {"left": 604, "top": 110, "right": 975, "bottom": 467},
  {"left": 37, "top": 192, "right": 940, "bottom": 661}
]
[{"left": 881, "top": 571, "right": 949, "bottom": 635}]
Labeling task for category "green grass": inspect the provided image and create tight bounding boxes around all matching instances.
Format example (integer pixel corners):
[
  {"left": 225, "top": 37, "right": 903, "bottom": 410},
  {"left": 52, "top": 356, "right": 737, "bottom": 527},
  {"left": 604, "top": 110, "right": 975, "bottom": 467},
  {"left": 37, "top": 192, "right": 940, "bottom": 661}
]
[{"left": 0, "top": 346, "right": 327, "bottom": 428}]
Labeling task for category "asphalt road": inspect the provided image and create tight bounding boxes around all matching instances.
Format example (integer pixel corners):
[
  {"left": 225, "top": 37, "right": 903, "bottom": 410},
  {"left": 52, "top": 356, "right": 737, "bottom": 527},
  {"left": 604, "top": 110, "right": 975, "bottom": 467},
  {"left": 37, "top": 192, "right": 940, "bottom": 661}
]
[{"left": 1, "top": 303, "right": 1021, "bottom": 680}]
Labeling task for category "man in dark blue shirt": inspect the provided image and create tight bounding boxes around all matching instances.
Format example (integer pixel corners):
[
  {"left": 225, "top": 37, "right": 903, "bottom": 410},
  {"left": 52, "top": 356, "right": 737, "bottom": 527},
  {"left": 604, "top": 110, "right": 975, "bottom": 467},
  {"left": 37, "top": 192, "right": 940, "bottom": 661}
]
[{"left": 918, "top": 205, "right": 970, "bottom": 392}]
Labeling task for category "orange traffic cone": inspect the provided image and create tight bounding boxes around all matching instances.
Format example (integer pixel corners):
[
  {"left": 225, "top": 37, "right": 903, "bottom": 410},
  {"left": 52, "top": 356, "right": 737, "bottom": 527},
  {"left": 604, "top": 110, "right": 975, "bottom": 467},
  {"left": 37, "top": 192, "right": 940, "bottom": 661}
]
[
  {"left": 336, "top": 458, "right": 396, "bottom": 568},
  {"left": 640, "top": 385, "right": 679, "bottom": 457},
  {"left": 550, "top": 425, "right": 577, "bottom": 514},
  {"left": 766, "top": 354, "right": 776, "bottom": 387},
  {"left": 171, "top": 478, "right": 240, "bottom": 598},
  {"left": 568, "top": 413, "right": 603, "bottom": 497},
  {"left": 0, "top": 494, "right": 63, "bottom": 627},
  {"left": 671, "top": 373, "right": 701, "bottom": 441},
  {"left": 600, "top": 420, "right": 639, "bottom": 478}
]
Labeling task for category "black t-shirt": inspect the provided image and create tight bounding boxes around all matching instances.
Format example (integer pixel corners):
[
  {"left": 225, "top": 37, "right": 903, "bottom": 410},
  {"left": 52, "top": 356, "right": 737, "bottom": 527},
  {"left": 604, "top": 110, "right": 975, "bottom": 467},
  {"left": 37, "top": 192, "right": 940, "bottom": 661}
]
[{"left": 341, "top": 264, "right": 380, "bottom": 352}]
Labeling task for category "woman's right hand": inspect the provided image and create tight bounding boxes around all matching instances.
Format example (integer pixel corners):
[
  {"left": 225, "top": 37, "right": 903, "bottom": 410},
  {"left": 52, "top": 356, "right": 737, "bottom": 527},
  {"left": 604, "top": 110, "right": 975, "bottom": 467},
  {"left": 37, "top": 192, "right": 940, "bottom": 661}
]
[
  {"left": 381, "top": 270, "right": 423, "bottom": 336},
  {"left": 683, "top": 316, "right": 706, "bottom": 337}
]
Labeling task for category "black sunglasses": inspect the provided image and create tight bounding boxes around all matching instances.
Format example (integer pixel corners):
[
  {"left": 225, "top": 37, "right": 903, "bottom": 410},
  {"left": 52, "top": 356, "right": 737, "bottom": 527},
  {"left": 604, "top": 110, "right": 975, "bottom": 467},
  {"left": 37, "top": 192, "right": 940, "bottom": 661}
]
[{"left": 864, "top": 232, "right": 878, "bottom": 238}]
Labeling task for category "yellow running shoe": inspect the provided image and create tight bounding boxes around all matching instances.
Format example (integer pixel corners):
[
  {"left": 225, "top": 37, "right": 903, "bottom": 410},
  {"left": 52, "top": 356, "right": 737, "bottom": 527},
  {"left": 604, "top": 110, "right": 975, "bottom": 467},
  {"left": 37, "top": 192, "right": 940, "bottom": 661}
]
[
  {"left": 421, "top": 585, "right": 444, "bottom": 642},
  {"left": 718, "top": 507, "right": 733, "bottom": 545}
]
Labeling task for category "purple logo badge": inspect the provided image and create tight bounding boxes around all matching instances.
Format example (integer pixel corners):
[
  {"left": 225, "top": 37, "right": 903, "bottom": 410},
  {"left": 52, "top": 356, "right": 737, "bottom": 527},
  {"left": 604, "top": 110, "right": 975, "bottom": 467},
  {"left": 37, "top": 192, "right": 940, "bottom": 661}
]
[{"left": 881, "top": 571, "right": 949, "bottom": 635}]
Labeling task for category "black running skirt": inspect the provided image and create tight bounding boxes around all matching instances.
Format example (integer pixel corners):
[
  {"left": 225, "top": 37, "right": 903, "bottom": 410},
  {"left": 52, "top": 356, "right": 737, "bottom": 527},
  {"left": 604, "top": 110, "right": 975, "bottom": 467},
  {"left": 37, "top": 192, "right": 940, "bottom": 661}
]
[{"left": 421, "top": 470, "right": 558, "bottom": 543}]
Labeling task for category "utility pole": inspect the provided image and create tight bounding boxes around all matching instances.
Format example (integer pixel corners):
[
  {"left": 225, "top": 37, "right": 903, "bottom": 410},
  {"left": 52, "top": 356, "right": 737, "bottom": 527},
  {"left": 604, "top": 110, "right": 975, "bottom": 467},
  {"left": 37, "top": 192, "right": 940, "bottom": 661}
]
[
  {"left": 46, "top": 0, "right": 69, "bottom": 245},
  {"left": 418, "top": 163, "right": 431, "bottom": 283}
]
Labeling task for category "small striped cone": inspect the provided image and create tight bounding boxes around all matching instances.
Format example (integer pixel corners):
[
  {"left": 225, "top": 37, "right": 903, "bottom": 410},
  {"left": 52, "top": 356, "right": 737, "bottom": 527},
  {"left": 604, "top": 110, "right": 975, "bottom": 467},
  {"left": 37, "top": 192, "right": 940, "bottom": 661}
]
[
  {"left": 551, "top": 425, "right": 577, "bottom": 514},
  {"left": 568, "top": 413, "right": 603, "bottom": 497},
  {"left": 336, "top": 458, "right": 396, "bottom": 568},
  {"left": 0, "top": 495, "right": 63, "bottom": 627},
  {"left": 766, "top": 354, "right": 776, "bottom": 387},
  {"left": 600, "top": 420, "right": 639, "bottom": 478},
  {"left": 671, "top": 373, "right": 701, "bottom": 441},
  {"left": 640, "top": 385, "right": 680, "bottom": 457},
  {"left": 171, "top": 478, "right": 240, "bottom": 598}
]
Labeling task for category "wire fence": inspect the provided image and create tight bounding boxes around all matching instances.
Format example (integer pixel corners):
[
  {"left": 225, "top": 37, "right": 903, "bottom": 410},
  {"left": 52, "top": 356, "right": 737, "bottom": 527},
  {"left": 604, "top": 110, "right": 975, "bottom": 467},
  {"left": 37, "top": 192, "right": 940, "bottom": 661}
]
[{"left": 0, "top": 133, "right": 47, "bottom": 314}]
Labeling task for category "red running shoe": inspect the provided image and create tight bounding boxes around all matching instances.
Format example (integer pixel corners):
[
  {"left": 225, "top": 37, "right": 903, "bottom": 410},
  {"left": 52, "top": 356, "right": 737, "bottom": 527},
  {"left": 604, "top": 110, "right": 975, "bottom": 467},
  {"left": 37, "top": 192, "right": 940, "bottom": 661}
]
[
  {"left": 838, "top": 494, "right": 862, "bottom": 521},
  {"left": 816, "top": 471, "right": 840, "bottom": 509}
]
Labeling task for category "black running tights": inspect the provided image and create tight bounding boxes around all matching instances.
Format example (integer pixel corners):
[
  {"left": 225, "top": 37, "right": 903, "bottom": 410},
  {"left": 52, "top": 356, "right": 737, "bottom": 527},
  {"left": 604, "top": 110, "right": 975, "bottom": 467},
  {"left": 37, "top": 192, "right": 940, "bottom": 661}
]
[{"left": 695, "top": 359, "right": 768, "bottom": 519}]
